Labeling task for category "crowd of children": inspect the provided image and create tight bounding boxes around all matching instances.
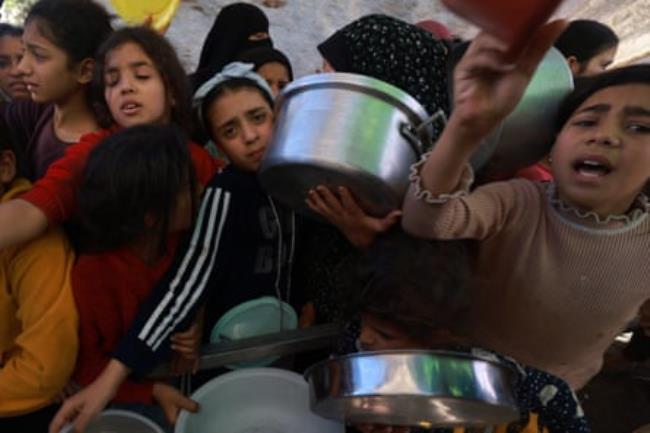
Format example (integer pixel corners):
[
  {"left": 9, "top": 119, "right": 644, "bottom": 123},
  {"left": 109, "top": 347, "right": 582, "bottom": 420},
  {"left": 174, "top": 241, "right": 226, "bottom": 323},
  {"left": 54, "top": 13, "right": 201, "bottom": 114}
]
[{"left": 0, "top": 1, "right": 648, "bottom": 433}]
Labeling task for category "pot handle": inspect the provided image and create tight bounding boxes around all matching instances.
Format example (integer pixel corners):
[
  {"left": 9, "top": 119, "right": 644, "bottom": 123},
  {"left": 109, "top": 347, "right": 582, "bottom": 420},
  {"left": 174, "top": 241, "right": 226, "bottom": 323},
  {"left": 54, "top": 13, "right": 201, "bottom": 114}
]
[
  {"left": 399, "top": 122, "right": 423, "bottom": 157},
  {"left": 400, "top": 110, "right": 448, "bottom": 157}
]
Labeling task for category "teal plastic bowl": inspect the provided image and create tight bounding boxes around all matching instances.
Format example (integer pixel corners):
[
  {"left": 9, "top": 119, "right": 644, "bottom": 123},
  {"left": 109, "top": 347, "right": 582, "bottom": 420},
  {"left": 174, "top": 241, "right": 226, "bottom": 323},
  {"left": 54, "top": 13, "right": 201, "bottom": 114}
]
[{"left": 209, "top": 296, "right": 298, "bottom": 368}]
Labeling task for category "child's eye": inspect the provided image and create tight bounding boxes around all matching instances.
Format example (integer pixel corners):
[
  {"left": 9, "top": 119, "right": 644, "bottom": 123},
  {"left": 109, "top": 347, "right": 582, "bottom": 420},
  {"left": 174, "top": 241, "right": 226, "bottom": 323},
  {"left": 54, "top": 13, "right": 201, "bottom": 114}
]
[
  {"left": 105, "top": 73, "right": 119, "bottom": 87},
  {"left": 135, "top": 74, "right": 151, "bottom": 81},
  {"left": 572, "top": 118, "right": 597, "bottom": 128},
  {"left": 251, "top": 111, "right": 268, "bottom": 124},
  {"left": 221, "top": 126, "right": 238, "bottom": 139},
  {"left": 627, "top": 122, "right": 650, "bottom": 134}
]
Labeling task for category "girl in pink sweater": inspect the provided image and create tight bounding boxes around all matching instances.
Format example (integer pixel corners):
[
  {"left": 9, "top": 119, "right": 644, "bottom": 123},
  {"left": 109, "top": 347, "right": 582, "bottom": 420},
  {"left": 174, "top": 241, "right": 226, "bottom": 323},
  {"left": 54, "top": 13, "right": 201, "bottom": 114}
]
[{"left": 402, "top": 21, "right": 650, "bottom": 390}]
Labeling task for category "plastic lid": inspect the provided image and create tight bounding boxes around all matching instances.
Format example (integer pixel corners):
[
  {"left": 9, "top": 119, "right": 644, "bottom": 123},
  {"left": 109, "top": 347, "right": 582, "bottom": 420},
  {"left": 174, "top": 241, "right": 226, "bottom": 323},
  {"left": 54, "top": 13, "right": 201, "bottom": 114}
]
[
  {"left": 109, "top": 0, "right": 181, "bottom": 31},
  {"left": 210, "top": 297, "right": 298, "bottom": 368}
]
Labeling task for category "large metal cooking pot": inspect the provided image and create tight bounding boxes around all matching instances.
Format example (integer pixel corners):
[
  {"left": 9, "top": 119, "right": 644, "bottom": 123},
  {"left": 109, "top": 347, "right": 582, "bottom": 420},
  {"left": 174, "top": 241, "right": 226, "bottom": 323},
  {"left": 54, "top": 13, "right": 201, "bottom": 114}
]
[
  {"left": 259, "top": 72, "right": 437, "bottom": 217},
  {"left": 305, "top": 350, "right": 519, "bottom": 428},
  {"left": 468, "top": 46, "right": 574, "bottom": 174}
]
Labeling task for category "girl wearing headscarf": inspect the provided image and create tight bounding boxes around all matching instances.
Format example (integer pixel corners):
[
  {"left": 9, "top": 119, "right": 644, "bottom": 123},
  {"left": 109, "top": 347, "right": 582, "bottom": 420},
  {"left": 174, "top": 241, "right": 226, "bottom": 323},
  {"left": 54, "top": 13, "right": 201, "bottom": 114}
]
[
  {"left": 317, "top": 14, "right": 450, "bottom": 124},
  {"left": 192, "top": 2, "right": 273, "bottom": 90},
  {"left": 237, "top": 46, "right": 294, "bottom": 97},
  {"left": 295, "top": 15, "right": 452, "bottom": 325}
]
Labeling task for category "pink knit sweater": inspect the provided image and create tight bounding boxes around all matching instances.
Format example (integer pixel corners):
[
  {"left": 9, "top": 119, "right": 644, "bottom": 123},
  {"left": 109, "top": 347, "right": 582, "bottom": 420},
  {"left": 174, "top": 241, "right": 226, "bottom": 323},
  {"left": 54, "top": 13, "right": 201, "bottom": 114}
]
[{"left": 402, "top": 167, "right": 650, "bottom": 389}]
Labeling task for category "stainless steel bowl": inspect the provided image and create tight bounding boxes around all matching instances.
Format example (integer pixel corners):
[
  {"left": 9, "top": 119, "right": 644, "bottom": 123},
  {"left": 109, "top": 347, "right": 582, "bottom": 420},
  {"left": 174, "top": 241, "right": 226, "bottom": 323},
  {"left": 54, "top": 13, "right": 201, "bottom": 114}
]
[
  {"left": 259, "top": 72, "right": 434, "bottom": 217},
  {"left": 305, "top": 350, "right": 519, "bottom": 427}
]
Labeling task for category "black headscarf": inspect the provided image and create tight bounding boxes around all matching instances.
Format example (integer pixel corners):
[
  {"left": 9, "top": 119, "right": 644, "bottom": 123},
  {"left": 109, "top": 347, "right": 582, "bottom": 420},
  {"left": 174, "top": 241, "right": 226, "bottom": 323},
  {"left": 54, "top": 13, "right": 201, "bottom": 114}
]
[
  {"left": 237, "top": 46, "right": 294, "bottom": 81},
  {"left": 192, "top": 2, "right": 273, "bottom": 89},
  {"left": 317, "top": 14, "right": 450, "bottom": 120}
]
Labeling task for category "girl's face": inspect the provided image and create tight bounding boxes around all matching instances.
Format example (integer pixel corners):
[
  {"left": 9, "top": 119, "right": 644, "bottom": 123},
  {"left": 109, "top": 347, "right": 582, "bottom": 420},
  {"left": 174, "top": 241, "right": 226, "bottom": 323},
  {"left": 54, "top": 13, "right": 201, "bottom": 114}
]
[
  {"left": 0, "top": 35, "right": 29, "bottom": 100},
  {"left": 19, "top": 20, "right": 89, "bottom": 103},
  {"left": 257, "top": 61, "right": 290, "bottom": 97},
  {"left": 207, "top": 87, "right": 273, "bottom": 172},
  {"left": 551, "top": 83, "right": 650, "bottom": 216},
  {"left": 104, "top": 42, "right": 170, "bottom": 128},
  {"left": 578, "top": 46, "right": 617, "bottom": 77}
]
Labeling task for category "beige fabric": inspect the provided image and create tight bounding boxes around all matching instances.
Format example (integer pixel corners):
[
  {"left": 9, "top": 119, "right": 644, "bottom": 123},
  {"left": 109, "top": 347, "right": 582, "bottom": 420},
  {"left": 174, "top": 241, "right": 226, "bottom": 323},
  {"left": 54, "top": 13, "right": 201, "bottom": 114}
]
[{"left": 402, "top": 176, "right": 650, "bottom": 389}]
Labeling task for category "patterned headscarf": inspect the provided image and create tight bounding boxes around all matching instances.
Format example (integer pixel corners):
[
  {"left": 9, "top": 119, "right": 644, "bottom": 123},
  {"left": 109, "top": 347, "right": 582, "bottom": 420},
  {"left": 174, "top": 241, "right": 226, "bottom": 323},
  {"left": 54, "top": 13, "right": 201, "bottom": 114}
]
[{"left": 318, "top": 14, "right": 450, "bottom": 122}]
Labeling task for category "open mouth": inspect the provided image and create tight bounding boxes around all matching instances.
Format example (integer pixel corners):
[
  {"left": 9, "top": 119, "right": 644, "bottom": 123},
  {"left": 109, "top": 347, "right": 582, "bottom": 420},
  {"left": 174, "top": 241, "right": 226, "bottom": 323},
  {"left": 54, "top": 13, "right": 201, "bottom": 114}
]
[
  {"left": 121, "top": 102, "right": 142, "bottom": 115},
  {"left": 572, "top": 157, "right": 613, "bottom": 178}
]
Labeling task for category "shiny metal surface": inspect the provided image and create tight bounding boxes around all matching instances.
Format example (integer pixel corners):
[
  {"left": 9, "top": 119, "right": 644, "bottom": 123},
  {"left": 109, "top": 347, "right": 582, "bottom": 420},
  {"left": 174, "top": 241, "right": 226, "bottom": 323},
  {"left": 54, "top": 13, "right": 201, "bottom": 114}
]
[
  {"left": 259, "top": 72, "right": 433, "bottom": 217},
  {"left": 470, "top": 47, "right": 574, "bottom": 174},
  {"left": 305, "top": 350, "right": 519, "bottom": 427},
  {"left": 150, "top": 323, "right": 343, "bottom": 378}
]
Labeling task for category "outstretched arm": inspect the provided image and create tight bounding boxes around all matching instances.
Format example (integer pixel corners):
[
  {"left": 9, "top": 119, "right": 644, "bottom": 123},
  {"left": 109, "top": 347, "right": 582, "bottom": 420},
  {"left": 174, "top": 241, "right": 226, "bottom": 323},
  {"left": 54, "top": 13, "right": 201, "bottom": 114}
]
[
  {"left": 417, "top": 21, "right": 566, "bottom": 196},
  {"left": 0, "top": 199, "right": 48, "bottom": 250}
]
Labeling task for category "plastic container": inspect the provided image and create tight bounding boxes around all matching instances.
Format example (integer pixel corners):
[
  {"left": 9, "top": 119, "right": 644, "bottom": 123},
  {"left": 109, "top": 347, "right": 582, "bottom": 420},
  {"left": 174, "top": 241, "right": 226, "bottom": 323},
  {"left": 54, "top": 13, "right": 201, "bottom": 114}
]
[
  {"left": 442, "top": 0, "right": 564, "bottom": 56},
  {"left": 61, "top": 409, "right": 164, "bottom": 433},
  {"left": 175, "top": 368, "right": 344, "bottom": 433},
  {"left": 209, "top": 297, "right": 298, "bottom": 369}
]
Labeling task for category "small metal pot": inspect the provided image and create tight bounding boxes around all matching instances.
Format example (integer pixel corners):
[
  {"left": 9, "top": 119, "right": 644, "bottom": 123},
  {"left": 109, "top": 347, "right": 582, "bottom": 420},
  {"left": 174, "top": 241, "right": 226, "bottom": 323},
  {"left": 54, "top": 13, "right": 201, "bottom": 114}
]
[
  {"left": 305, "top": 350, "right": 519, "bottom": 428},
  {"left": 259, "top": 72, "right": 437, "bottom": 217}
]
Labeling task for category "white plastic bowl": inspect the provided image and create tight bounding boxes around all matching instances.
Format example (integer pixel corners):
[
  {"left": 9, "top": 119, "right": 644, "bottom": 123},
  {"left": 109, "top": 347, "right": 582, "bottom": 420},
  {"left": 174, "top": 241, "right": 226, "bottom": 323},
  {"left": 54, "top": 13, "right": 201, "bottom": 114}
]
[
  {"left": 175, "top": 368, "right": 344, "bottom": 433},
  {"left": 61, "top": 409, "right": 164, "bottom": 433}
]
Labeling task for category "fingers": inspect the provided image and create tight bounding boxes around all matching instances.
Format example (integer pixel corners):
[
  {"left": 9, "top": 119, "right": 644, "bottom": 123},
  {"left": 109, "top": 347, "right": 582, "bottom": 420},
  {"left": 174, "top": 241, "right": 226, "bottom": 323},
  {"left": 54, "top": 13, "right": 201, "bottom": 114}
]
[
  {"left": 517, "top": 19, "right": 569, "bottom": 76},
  {"left": 171, "top": 343, "right": 198, "bottom": 357},
  {"left": 379, "top": 209, "right": 402, "bottom": 229},
  {"left": 71, "top": 408, "right": 96, "bottom": 433},
  {"left": 49, "top": 398, "right": 81, "bottom": 433},
  {"left": 164, "top": 394, "right": 199, "bottom": 425},
  {"left": 337, "top": 187, "right": 363, "bottom": 214},
  {"left": 306, "top": 186, "right": 345, "bottom": 222}
]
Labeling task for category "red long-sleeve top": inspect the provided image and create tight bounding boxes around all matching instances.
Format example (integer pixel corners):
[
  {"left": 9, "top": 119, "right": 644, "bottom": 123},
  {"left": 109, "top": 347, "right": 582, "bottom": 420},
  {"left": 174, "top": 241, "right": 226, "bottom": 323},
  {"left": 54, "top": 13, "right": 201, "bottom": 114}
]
[
  {"left": 71, "top": 244, "right": 177, "bottom": 403},
  {"left": 20, "top": 125, "right": 221, "bottom": 224}
]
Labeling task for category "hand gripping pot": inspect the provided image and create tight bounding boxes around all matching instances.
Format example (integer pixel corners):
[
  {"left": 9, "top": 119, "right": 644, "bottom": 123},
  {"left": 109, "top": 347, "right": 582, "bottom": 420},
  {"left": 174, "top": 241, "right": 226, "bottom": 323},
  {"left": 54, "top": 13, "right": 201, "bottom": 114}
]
[
  {"left": 259, "top": 72, "right": 439, "bottom": 218},
  {"left": 305, "top": 350, "right": 520, "bottom": 428}
]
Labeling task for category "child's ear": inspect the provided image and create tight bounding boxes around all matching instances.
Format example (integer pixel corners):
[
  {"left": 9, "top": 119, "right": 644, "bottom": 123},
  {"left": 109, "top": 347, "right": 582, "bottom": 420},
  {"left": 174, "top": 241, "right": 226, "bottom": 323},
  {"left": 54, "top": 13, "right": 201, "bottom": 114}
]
[
  {"left": 0, "top": 150, "right": 16, "bottom": 185},
  {"left": 77, "top": 58, "right": 96, "bottom": 85},
  {"left": 566, "top": 56, "right": 581, "bottom": 76}
]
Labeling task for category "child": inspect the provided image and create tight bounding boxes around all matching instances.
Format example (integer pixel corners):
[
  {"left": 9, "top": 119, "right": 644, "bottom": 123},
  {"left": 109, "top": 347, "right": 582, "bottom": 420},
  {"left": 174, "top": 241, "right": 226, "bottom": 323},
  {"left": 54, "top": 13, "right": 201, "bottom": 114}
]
[
  {"left": 516, "top": 19, "right": 619, "bottom": 182},
  {"left": 0, "top": 117, "right": 77, "bottom": 432},
  {"left": 191, "top": 2, "right": 273, "bottom": 90},
  {"left": 0, "top": 24, "right": 29, "bottom": 101},
  {"left": 71, "top": 125, "right": 200, "bottom": 429},
  {"left": 237, "top": 46, "right": 293, "bottom": 97},
  {"left": 402, "top": 21, "right": 650, "bottom": 390},
  {"left": 169, "top": 61, "right": 302, "bottom": 344},
  {"left": 3, "top": 0, "right": 112, "bottom": 179},
  {"left": 49, "top": 63, "right": 289, "bottom": 433},
  {"left": 348, "top": 231, "right": 589, "bottom": 433},
  {"left": 554, "top": 20, "right": 619, "bottom": 77},
  {"left": 0, "top": 26, "right": 220, "bottom": 252}
]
